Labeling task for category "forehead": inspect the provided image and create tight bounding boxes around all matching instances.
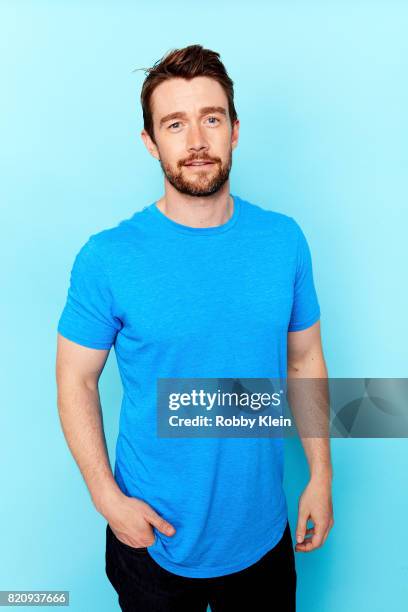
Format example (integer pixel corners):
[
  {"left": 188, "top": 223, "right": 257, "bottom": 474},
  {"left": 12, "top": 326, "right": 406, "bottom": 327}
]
[{"left": 150, "top": 76, "right": 228, "bottom": 121}]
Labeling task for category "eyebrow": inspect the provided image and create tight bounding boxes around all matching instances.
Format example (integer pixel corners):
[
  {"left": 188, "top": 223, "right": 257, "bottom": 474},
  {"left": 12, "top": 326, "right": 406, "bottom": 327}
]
[{"left": 159, "top": 106, "right": 227, "bottom": 128}]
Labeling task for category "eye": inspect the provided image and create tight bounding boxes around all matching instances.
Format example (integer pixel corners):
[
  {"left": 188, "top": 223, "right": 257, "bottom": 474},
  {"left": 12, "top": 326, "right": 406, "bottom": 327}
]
[
  {"left": 206, "top": 116, "right": 220, "bottom": 125},
  {"left": 168, "top": 121, "right": 182, "bottom": 130}
]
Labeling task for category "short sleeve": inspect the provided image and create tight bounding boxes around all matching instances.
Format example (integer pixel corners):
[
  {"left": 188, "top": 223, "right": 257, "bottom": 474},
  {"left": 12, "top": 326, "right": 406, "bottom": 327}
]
[
  {"left": 288, "top": 221, "right": 321, "bottom": 332},
  {"left": 57, "top": 238, "right": 122, "bottom": 349}
]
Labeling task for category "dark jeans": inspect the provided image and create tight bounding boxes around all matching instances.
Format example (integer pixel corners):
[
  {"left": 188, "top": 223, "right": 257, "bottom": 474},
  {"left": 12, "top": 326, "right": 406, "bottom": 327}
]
[{"left": 105, "top": 520, "right": 297, "bottom": 611}]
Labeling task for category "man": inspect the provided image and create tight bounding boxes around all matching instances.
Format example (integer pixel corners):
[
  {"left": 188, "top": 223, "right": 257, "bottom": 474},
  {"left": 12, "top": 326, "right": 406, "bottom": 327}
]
[{"left": 56, "top": 44, "right": 334, "bottom": 611}]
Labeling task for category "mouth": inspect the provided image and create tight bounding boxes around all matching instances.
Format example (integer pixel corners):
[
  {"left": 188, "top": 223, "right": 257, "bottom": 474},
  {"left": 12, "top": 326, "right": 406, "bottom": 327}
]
[{"left": 184, "top": 161, "right": 215, "bottom": 167}]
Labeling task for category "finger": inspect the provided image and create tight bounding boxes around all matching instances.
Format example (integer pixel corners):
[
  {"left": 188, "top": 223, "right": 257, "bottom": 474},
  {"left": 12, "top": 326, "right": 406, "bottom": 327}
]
[
  {"left": 145, "top": 510, "right": 176, "bottom": 536},
  {"left": 295, "top": 522, "right": 325, "bottom": 552},
  {"left": 295, "top": 530, "right": 314, "bottom": 544},
  {"left": 295, "top": 537, "right": 315, "bottom": 552},
  {"left": 112, "top": 526, "right": 154, "bottom": 548},
  {"left": 295, "top": 511, "right": 309, "bottom": 544},
  {"left": 309, "top": 522, "right": 325, "bottom": 549},
  {"left": 295, "top": 527, "right": 314, "bottom": 545}
]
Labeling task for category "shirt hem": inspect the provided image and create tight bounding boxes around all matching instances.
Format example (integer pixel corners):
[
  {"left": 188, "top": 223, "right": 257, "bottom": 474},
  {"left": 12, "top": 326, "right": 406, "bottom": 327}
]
[
  {"left": 146, "top": 516, "right": 288, "bottom": 578},
  {"left": 288, "top": 310, "right": 320, "bottom": 332},
  {"left": 57, "top": 326, "right": 113, "bottom": 350}
]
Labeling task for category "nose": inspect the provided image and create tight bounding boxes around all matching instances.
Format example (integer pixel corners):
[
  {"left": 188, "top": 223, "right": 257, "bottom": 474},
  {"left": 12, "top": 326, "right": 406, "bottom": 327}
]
[{"left": 186, "top": 121, "right": 209, "bottom": 154}]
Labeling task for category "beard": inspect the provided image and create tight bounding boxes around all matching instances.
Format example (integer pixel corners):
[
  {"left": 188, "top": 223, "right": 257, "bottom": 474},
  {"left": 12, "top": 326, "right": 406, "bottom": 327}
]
[{"left": 159, "top": 148, "right": 232, "bottom": 197}]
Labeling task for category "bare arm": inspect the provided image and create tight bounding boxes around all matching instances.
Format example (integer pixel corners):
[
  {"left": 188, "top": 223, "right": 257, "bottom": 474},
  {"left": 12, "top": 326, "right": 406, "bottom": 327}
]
[
  {"left": 55, "top": 333, "right": 120, "bottom": 512},
  {"left": 287, "top": 320, "right": 332, "bottom": 477},
  {"left": 55, "top": 333, "right": 175, "bottom": 547},
  {"left": 287, "top": 320, "right": 334, "bottom": 551}
]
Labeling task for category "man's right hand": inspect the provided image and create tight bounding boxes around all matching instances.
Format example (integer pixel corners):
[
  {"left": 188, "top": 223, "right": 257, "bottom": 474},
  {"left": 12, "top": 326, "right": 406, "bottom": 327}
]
[{"left": 100, "top": 490, "right": 176, "bottom": 548}]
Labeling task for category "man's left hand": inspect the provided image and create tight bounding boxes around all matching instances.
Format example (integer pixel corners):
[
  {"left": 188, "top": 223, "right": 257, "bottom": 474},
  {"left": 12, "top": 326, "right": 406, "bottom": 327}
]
[{"left": 295, "top": 473, "right": 334, "bottom": 552}]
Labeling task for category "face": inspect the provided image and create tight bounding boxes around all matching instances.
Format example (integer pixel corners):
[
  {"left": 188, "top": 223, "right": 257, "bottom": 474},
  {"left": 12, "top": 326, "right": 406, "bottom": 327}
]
[{"left": 141, "top": 76, "right": 239, "bottom": 197}]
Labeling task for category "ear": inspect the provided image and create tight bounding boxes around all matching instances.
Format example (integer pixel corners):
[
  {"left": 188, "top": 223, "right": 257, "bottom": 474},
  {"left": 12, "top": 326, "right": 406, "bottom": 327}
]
[
  {"left": 231, "top": 118, "right": 240, "bottom": 151},
  {"left": 141, "top": 129, "right": 160, "bottom": 161}
]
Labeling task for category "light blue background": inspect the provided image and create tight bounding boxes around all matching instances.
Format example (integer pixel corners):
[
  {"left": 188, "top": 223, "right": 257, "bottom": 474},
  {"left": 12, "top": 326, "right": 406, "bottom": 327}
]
[{"left": 1, "top": 1, "right": 407, "bottom": 610}]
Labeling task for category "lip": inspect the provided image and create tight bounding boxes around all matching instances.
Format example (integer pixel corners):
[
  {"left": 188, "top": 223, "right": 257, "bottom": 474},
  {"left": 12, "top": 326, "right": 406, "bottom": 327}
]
[{"left": 184, "top": 161, "right": 215, "bottom": 166}]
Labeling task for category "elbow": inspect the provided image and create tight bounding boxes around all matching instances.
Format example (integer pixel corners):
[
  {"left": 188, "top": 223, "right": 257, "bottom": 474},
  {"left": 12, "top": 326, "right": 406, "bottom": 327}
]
[{"left": 287, "top": 351, "right": 328, "bottom": 378}]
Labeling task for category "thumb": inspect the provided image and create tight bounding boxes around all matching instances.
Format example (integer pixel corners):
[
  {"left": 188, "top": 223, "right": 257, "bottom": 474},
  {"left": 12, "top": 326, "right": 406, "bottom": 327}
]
[
  {"left": 144, "top": 508, "right": 176, "bottom": 536},
  {"left": 296, "top": 511, "right": 308, "bottom": 543}
]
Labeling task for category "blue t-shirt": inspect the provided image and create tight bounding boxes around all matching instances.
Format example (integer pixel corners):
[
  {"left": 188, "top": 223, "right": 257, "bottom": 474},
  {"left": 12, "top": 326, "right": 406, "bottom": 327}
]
[{"left": 57, "top": 193, "right": 320, "bottom": 578}]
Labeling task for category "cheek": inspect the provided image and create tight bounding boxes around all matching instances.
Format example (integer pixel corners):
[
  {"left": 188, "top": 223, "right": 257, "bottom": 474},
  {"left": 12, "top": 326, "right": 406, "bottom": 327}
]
[
  {"left": 211, "top": 129, "right": 232, "bottom": 155},
  {"left": 160, "top": 139, "right": 187, "bottom": 165}
]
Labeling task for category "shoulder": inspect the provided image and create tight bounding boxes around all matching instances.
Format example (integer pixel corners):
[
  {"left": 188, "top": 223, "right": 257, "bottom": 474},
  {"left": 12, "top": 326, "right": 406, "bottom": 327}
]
[
  {"left": 237, "top": 195, "right": 301, "bottom": 238},
  {"left": 83, "top": 206, "right": 152, "bottom": 259}
]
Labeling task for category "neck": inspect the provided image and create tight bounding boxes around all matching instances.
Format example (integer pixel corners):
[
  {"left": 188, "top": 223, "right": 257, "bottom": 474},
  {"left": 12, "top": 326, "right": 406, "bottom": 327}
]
[{"left": 156, "top": 185, "right": 233, "bottom": 228}]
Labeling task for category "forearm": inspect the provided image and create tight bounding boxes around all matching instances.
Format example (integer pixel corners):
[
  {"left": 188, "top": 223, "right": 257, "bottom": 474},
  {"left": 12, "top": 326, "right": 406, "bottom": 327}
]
[
  {"left": 298, "top": 437, "right": 332, "bottom": 481},
  {"left": 56, "top": 381, "right": 122, "bottom": 516},
  {"left": 287, "top": 353, "right": 332, "bottom": 479}
]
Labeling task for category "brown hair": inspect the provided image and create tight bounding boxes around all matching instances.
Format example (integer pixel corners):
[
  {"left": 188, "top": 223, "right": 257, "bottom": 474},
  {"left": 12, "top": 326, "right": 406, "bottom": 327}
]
[{"left": 137, "top": 44, "right": 238, "bottom": 144}]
